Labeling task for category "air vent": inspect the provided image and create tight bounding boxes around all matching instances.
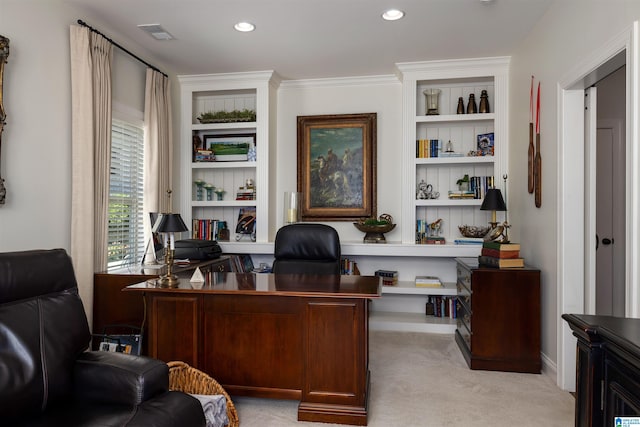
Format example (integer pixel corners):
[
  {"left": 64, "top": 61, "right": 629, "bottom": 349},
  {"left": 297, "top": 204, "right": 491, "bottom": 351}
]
[{"left": 137, "top": 24, "right": 174, "bottom": 41}]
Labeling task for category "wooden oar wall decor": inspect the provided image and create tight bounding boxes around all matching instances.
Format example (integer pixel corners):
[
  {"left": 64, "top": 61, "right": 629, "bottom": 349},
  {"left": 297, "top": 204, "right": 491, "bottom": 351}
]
[
  {"left": 528, "top": 76, "right": 535, "bottom": 194},
  {"left": 534, "top": 81, "right": 542, "bottom": 208}
]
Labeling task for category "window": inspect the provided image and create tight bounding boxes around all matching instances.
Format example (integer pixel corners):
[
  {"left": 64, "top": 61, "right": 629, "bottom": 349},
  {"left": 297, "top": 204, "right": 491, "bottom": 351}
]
[{"left": 108, "top": 118, "right": 144, "bottom": 269}]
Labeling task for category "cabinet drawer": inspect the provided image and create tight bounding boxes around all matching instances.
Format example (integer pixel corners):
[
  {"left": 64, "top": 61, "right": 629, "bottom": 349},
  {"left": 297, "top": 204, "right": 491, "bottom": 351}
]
[
  {"left": 457, "top": 299, "right": 471, "bottom": 335},
  {"left": 456, "top": 264, "right": 472, "bottom": 292}
]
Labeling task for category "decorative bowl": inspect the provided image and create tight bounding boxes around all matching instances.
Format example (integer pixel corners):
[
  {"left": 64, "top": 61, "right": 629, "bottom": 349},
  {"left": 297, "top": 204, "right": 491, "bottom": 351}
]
[
  {"left": 458, "top": 225, "right": 490, "bottom": 238},
  {"left": 354, "top": 215, "right": 396, "bottom": 243}
]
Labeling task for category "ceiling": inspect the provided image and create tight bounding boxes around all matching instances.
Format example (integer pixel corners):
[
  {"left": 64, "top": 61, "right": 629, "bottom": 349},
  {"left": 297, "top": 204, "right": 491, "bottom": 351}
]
[{"left": 62, "top": 0, "right": 554, "bottom": 81}]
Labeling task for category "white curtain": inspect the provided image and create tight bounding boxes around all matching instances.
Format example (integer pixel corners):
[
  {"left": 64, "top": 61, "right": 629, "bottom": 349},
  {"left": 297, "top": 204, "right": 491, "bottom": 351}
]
[
  {"left": 69, "top": 26, "right": 112, "bottom": 323},
  {"left": 144, "top": 69, "right": 173, "bottom": 220}
]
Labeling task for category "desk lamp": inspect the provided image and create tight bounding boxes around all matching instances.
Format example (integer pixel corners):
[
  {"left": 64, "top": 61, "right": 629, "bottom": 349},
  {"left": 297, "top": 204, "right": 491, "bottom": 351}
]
[
  {"left": 480, "top": 188, "right": 508, "bottom": 242},
  {"left": 152, "top": 213, "right": 188, "bottom": 287}
]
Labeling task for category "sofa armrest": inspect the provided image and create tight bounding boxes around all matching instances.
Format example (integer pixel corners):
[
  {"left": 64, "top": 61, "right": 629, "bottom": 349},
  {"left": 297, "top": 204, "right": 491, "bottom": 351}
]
[{"left": 74, "top": 351, "right": 168, "bottom": 406}]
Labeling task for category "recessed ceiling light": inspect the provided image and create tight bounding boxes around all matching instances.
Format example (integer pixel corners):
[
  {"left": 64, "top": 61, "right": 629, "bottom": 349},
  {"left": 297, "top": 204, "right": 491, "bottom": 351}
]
[
  {"left": 234, "top": 22, "right": 255, "bottom": 32},
  {"left": 382, "top": 9, "right": 405, "bottom": 21}
]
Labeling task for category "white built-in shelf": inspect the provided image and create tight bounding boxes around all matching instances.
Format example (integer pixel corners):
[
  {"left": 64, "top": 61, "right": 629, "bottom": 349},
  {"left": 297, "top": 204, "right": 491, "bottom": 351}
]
[
  {"left": 218, "top": 241, "right": 482, "bottom": 257},
  {"left": 415, "top": 113, "right": 495, "bottom": 123},
  {"left": 192, "top": 162, "right": 256, "bottom": 169},
  {"left": 192, "top": 200, "right": 256, "bottom": 207},
  {"left": 416, "top": 156, "right": 494, "bottom": 165},
  {"left": 381, "top": 281, "right": 457, "bottom": 296},
  {"left": 369, "top": 311, "right": 456, "bottom": 334},
  {"left": 415, "top": 199, "right": 483, "bottom": 207},
  {"left": 191, "top": 122, "right": 257, "bottom": 131}
]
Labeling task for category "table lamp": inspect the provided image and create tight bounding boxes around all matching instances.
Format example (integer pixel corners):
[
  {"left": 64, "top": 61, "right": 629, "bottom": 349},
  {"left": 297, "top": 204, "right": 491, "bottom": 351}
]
[
  {"left": 480, "top": 188, "right": 508, "bottom": 242},
  {"left": 152, "top": 213, "right": 188, "bottom": 287}
]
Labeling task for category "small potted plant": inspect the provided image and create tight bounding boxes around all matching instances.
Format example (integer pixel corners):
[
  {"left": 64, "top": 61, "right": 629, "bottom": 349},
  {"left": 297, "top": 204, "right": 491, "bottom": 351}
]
[{"left": 456, "top": 174, "right": 470, "bottom": 192}]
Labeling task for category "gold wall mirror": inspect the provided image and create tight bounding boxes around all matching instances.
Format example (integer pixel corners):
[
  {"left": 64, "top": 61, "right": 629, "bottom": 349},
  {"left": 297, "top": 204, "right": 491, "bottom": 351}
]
[{"left": 0, "top": 35, "right": 8, "bottom": 204}]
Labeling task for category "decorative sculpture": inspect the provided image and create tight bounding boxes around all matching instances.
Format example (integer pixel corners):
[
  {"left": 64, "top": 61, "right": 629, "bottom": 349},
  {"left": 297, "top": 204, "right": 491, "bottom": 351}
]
[{"left": 0, "top": 35, "right": 9, "bottom": 205}]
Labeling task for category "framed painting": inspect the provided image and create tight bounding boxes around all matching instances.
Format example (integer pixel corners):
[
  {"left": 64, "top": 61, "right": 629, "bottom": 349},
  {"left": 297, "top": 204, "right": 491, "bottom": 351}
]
[
  {"left": 297, "top": 113, "right": 377, "bottom": 221},
  {"left": 202, "top": 133, "right": 256, "bottom": 162}
]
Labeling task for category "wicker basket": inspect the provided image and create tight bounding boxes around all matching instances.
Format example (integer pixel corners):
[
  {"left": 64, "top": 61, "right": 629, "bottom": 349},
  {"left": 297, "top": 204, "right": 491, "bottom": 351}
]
[{"left": 167, "top": 361, "right": 239, "bottom": 427}]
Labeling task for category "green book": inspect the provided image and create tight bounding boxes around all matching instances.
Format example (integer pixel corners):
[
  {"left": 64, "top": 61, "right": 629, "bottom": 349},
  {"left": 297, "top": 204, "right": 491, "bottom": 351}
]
[{"left": 482, "top": 241, "right": 521, "bottom": 251}]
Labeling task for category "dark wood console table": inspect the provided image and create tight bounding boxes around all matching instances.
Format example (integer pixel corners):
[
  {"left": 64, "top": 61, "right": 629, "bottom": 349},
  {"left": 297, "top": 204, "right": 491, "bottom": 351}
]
[
  {"left": 125, "top": 273, "right": 381, "bottom": 426},
  {"left": 563, "top": 314, "right": 640, "bottom": 427}
]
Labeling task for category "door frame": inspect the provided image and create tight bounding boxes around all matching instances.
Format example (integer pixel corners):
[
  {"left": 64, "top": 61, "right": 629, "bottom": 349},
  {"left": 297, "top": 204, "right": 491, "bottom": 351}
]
[{"left": 557, "top": 22, "right": 639, "bottom": 391}]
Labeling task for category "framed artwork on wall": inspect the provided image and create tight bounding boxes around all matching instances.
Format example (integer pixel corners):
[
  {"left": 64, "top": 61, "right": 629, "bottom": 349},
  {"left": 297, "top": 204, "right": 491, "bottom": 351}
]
[{"left": 297, "top": 113, "right": 377, "bottom": 221}]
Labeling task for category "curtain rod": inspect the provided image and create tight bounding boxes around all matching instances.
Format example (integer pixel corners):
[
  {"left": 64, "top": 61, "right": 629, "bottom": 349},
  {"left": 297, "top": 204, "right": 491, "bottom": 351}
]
[{"left": 77, "top": 19, "right": 168, "bottom": 78}]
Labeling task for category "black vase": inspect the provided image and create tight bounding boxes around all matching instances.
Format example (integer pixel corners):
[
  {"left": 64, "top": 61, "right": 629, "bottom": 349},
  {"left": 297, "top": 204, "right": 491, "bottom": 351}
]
[
  {"left": 457, "top": 97, "right": 465, "bottom": 114},
  {"left": 467, "top": 93, "right": 477, "bottom": 114},
  {"left": 479, "top": 89, "right": 490, "bottom": 113}
]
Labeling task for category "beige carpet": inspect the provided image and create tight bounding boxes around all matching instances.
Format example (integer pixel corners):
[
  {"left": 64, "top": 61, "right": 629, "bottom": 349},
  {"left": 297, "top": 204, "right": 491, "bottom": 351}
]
[{"left": 232, "top": 331, "right": 574, "bottom": 426}]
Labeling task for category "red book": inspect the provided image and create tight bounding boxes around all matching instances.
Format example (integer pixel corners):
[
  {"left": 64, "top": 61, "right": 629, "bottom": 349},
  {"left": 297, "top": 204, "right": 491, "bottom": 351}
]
[{"left": 481, "top": 247, "right": 520, "bottom": 259}]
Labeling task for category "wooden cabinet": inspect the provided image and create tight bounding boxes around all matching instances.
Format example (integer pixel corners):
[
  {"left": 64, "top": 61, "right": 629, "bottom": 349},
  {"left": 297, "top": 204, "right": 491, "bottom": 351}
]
[
  {"left": 563, "top": 314, "right": 640, "bottom": 427},
  {"left": 92, "top": 257, "right": 232, "bottom": 351},
  {"left": 455, "top": 257, "right": 541, "bottom": 373}
]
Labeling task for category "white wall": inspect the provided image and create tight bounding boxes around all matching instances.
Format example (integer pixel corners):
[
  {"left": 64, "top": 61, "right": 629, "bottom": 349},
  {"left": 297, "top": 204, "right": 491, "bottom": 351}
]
[
  {"left": 0, "top": 1, "right": 76, "bottom": 252},
  {"left": 275, "top": 77, "right": 402, "bottom": 242},
  {"left": 0, "top": 1, "right": 153, "bottom": 325},
  {"left": 508, "top": 0, "right": 640, "bottom": 378}
]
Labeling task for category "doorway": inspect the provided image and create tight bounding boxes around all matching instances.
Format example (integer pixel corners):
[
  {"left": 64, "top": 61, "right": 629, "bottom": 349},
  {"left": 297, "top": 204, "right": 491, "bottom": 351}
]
[
  {"left": 558, "top": 23, "right": 639, "bottom": 392},
  {"left": 585, "top": 67, "right": 627, "bottom": 317}
]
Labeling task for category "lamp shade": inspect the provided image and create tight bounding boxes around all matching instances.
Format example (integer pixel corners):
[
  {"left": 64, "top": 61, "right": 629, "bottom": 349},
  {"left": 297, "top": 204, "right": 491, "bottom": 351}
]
[
  {"left": 152, "top": 213, "right": 189, "bottom": 233},
  {"left": 480, "top": 188, "right": 507, "bottom": 211}
]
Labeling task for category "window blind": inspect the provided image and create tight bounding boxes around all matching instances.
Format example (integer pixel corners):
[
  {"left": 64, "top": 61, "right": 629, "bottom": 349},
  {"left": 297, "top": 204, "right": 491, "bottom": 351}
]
[{"left": 108, "top": 118, "right": 144, "bottom": 269}]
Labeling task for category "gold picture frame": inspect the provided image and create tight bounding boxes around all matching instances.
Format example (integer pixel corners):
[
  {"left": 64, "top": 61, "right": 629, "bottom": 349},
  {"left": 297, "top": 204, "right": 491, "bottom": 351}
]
[{"left": 297, "top": 113, "right": 377, "bottom": 221}]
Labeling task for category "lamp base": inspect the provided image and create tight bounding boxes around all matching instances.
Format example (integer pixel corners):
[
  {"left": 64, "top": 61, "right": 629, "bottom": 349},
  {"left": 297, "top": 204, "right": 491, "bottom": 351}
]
[{"left": 156, "top": 273, "right": 180, "bottom": 288}]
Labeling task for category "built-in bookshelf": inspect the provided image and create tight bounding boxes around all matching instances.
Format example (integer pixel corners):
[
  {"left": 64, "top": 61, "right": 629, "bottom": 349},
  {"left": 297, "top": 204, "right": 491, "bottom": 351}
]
[{"left": 178, "top": 71, "right": 280, "bottom": 244}]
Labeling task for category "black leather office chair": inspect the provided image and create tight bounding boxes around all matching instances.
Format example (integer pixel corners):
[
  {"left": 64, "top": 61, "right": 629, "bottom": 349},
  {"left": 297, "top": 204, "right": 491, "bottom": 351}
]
[
  {"left": 272, "top": 223, "right": 341, "bottom": 275},
  {"left": 0, "top": 248, "right": 206, "bottom": 426}
]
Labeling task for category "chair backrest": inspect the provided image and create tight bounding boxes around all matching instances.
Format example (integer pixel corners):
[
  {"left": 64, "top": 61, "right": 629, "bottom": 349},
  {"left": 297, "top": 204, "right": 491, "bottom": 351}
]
[
  {"left": 0, "top": 249, "right": 90, "bottom": 418},
  {"left": 272, "top": 223, "right": 341, "bottom": 275}
]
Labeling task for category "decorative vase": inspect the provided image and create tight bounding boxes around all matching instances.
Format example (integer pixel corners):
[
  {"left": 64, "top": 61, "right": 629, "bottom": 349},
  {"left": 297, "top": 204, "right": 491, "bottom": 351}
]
[
  {"left": 194, "top": 180, "right": 205, "bottom": 201},
  {"left": 204, "top": 184, "right": 214, "bottom": 201},
  {"left": 479, "top": 89, "right": 490, "bottom": 113},
  {"left": 456, "top": 97, "right": 465, "bottom": 114},
  {"left": 467, "top": 93, "right": 477, "bottom": 114},
  {"left": 423, "top": 89, "right": 441, "bottom": 115}
]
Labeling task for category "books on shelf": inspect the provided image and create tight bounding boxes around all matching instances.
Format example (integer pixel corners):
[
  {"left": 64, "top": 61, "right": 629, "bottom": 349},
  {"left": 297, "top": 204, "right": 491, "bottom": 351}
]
[
  {"left": 481, "top": 247, "right": 520, "bottom": 259},
  {"left": 478, "top": 255, "right": 524, "bottom": 268},
  {"left": 415, "top": 276, "right": 442, "bottom": 288},
  {"left": 342, "top": 258, "right": 361, "bottom": 275},
  {"left": 192, "top": 219, "right": 228, "bottom": 241},
  {"left": 416, "top": 139, "right": 442, "bottom": 158},
  {"left": 482, "top": 241, "right": 521, "bottom": 251},
  {"left": 454, "top": 237, "right": 484, "bottom": 245},
  {"left": 375, "top": 269, "right": 398, "bottom": 286},
  {"left": 447, "top": 191, "right": 476, "bottom": 199},
  {"left": 425, "top": 296, "right": 457, "bottom": 318}
]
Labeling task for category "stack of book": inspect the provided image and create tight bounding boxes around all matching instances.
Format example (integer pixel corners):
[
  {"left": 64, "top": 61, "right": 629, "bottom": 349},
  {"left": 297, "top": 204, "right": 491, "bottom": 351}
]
[
  {"left": 415, "top": 275, "right": 442, "bottom": 288},
  {"left": 375, "top": 269, "right": 398, "bottom": 286},
  {"left": 236, "top": 188, "right": 256, "bottom": 200},
  {"left": 478, "top": 241, "right": 524, "bottom": 268}
]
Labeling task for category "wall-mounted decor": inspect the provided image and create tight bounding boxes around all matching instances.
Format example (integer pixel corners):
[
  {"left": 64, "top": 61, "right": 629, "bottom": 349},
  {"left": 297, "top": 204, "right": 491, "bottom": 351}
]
[
  {"left": 297, "top": 113, "right": 377, "bottom": 221},
  {"left": 0, "top": 35, "right": 9, "bottom": 205}
]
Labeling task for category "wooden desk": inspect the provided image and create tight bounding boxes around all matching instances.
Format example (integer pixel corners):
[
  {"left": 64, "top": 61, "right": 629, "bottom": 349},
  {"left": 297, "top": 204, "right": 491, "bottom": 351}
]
[
  {"left": 563, "top": 314, "right": 640, "bottom": 427},
  {"left": 93, "top": 257, "right": 231, "bottom": 351},
  {"left": 126, "top": 273, "right": 381, "bottom": 426}
]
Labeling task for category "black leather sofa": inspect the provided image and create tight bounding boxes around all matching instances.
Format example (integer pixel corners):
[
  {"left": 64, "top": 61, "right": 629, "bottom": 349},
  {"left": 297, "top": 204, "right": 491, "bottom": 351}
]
[{"left": 0, "top": 248, "right": 206, "bottom": 426}]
